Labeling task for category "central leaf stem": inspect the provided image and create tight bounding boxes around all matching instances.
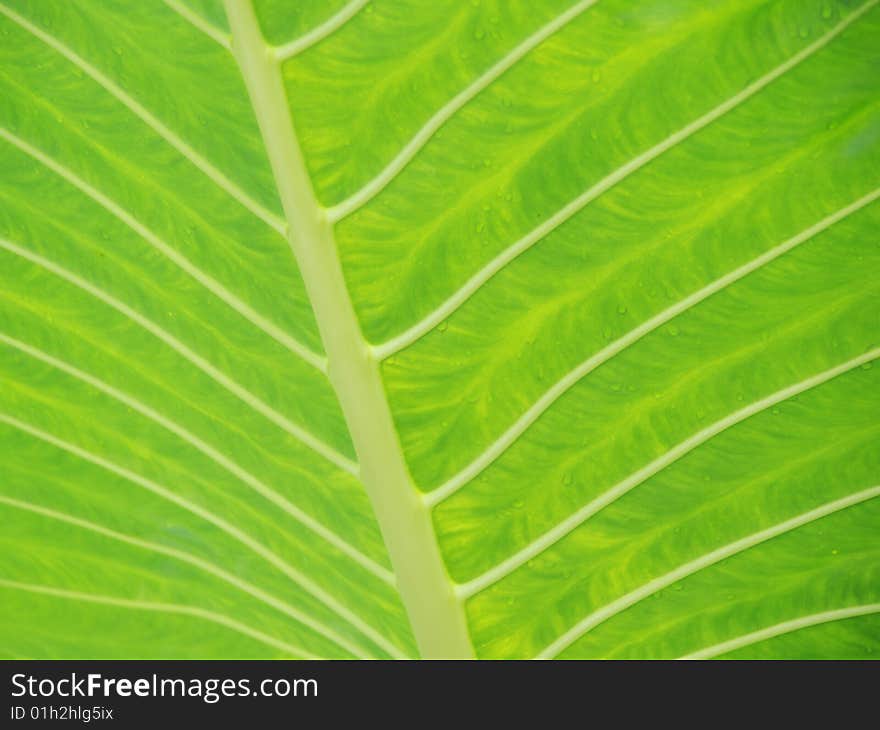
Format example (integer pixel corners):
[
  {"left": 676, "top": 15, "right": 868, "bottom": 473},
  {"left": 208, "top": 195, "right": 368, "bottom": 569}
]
[{"left": 224, "top": 0, "right": 473, "bottom": 658}]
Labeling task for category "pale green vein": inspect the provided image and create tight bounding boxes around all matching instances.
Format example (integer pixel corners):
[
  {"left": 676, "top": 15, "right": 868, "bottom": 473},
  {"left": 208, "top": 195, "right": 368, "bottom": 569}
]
[
  {"left": 273, "top": 0, "right": 371, "bottom": 61},
  {"left": 0, "top": 236, "right": 355, "bottom": 474},
  {"left": 225, "top": 0, "right": 472, "bottom": 657},
  {"left": 0, "top": 412, "right": 405, "bottom": 658},
  {"left": 536, "top": 485, "right": 880, "bottom": 658},
  {"left": 0, "top": 495, "right": 361, "bottom": 657},
  {"left": 161, "top": 0, "right": 232, "bottom": 50},
  {"left": 0, "top": 3, "right": 279, "bottom": 232},
  {"left": 0, "top": 126, "right": 325, "bottom": 372},
  {"left": 373, "top": 0, "right": 879, "bottom": 357},
  {"left": 0, "top": 577, "right": 310, "bottom": 658},
  {"left": 0, "top": 333, "right": 392, "bottom": 585},
  {"left": 326, "top": 0, "right": 603, "bottom": 220},
  {"left": 679, "top": 604, "right": 880, "bottom": 659},
  {"left": 457, "top": 349, "right": 880, "bottom": 599},
  {"left": 425, "top": 187, "right": 880, "bottom": 506}
]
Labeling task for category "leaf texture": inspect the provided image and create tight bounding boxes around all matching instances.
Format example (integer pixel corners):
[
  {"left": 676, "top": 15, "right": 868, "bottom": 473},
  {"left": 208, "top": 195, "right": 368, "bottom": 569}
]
[{"left": 0, "top": 0, "right": 878, "bottom": 659}]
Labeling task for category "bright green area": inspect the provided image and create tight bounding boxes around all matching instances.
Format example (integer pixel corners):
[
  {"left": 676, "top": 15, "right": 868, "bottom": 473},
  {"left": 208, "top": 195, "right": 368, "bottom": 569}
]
[
  {"left": 254, "top": 0, "right": 352, "bottom": 46},
  {"left": 179, "top": 0, "right": 228, "bottom": 33},
  {"left": 1, "top": 0, "right": 878, "bottom": 659}
]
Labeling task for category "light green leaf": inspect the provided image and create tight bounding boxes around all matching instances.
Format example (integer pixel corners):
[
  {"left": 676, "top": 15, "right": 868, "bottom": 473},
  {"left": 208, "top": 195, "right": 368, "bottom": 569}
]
[{"left": 0, "top": 0, "right": 877, "bottom": 659}]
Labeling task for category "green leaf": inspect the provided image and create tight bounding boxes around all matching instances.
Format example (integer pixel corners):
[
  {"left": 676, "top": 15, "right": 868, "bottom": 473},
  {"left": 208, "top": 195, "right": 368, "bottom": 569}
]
[{"left": 0, "top": 0, "right": 877, "bottom": 659}]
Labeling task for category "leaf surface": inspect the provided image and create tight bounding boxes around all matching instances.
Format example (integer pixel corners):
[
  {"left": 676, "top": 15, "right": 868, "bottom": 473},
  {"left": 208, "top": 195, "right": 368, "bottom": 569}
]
[{"left": 0, "top": 0, "right": 878, "bottom": 659}]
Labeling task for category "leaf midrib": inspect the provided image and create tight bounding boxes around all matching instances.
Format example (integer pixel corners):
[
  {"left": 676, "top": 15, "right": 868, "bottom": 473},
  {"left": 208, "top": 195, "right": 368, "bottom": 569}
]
[{"left": 223, "top": 0, "right": 474, "bottom": 659}]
